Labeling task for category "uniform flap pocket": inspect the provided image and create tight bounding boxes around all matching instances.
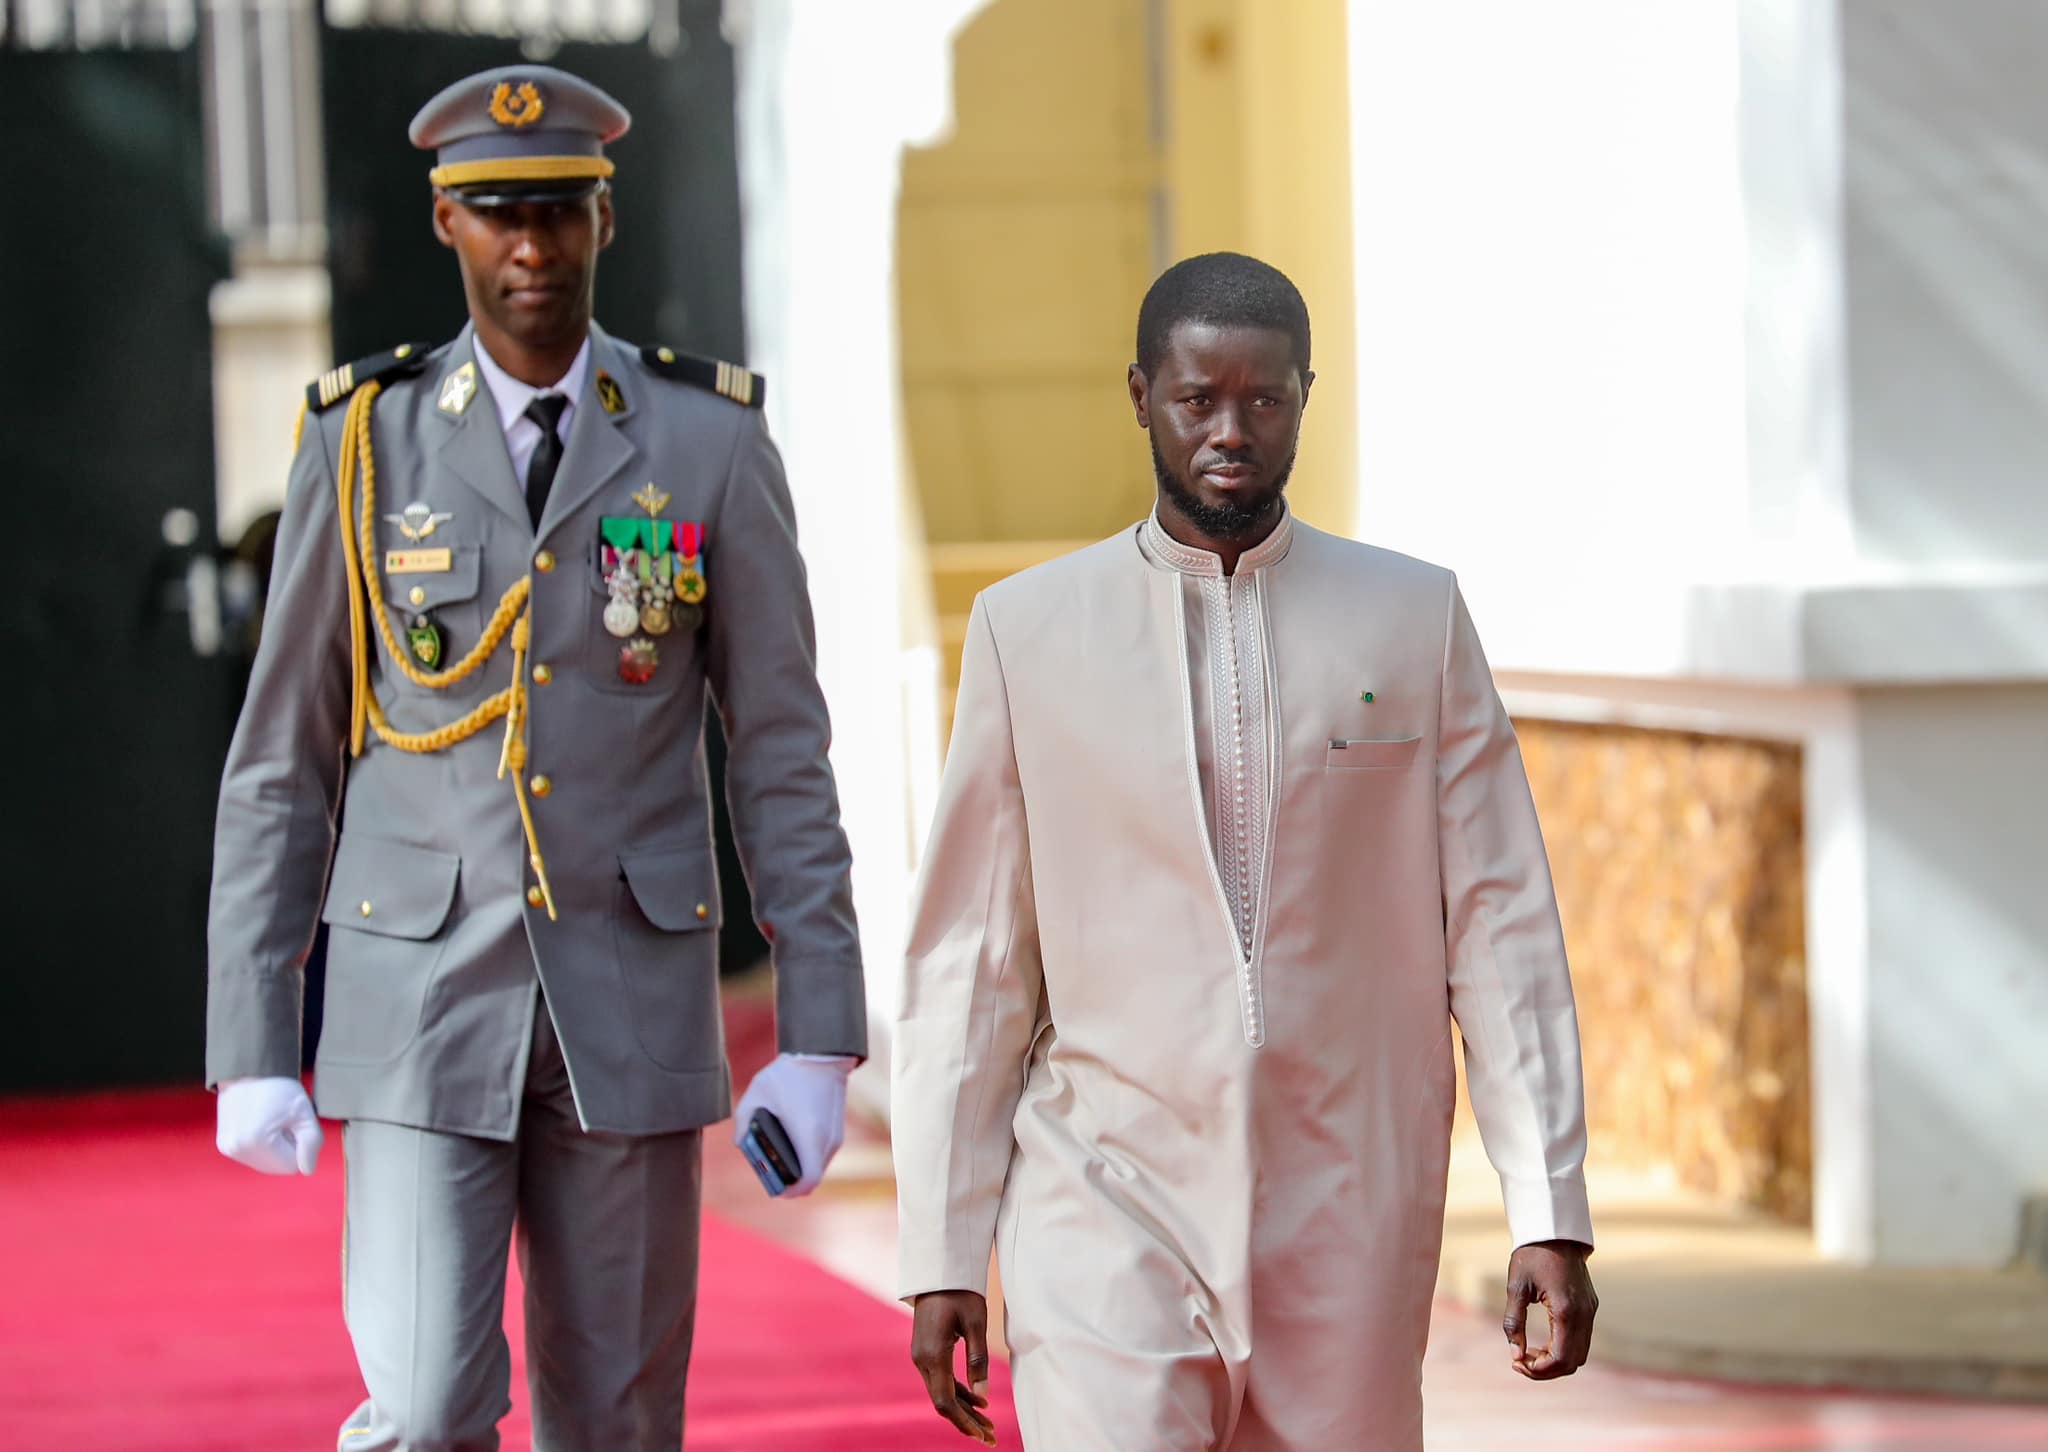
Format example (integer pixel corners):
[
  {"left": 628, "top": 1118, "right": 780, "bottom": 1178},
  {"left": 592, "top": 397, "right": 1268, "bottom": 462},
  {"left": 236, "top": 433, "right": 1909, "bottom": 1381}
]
[
  {"left": 619, "top": 844, "right": 723, "bottom": 932},
  {"left": 381, "top": 543, "right": 482, "bottom": 612},
  {"left": 1326, "top": 735, "right": 1423, "bottom": 772},
  {"left": 321, "top": 835, "right": 461, "bottom": 940}
]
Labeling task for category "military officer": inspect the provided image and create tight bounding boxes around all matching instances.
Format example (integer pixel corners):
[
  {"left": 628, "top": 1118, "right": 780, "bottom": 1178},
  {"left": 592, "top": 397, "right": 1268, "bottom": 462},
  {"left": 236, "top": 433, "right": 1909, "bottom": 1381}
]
[{"left": 205, "top": 65, "right": 866, "bottom": 1451}]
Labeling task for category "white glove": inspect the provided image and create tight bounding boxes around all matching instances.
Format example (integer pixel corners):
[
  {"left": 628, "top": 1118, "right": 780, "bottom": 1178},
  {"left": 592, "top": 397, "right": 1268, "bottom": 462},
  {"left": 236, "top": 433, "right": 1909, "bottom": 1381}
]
[
  {"left": 732, "top": 1053, "right": 853, "bottom": 1198},
  {"left": 216, "top": 1076, "right": 325, "bottom": 1176}
]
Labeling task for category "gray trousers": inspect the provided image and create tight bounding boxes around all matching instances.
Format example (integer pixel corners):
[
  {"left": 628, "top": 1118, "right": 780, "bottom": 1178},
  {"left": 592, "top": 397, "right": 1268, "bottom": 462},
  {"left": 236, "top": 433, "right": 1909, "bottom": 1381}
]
[{"left": 337, "top": 1002, "right": 703, "bottom": 1452}]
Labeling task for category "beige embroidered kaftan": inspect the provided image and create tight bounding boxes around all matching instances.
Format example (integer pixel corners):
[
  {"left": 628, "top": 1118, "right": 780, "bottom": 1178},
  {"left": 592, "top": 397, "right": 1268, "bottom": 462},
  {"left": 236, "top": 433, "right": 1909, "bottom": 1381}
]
[{"left": 892, "top": 516, "right": 1592, "bottom": 1452}]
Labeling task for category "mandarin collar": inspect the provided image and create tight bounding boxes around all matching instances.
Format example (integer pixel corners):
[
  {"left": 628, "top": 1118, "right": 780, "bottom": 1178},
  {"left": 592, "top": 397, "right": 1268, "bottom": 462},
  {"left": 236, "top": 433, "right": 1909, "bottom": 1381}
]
[{"left": 1138, "top": 503, "right": 1295, "bottom": 578}]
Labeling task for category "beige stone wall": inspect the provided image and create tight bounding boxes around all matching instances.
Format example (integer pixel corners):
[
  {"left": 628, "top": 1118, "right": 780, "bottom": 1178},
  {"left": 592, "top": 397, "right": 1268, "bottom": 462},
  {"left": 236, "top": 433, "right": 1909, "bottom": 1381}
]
[{"left": 1477, "top": 720, "right": 1812, "bottom": 1223}]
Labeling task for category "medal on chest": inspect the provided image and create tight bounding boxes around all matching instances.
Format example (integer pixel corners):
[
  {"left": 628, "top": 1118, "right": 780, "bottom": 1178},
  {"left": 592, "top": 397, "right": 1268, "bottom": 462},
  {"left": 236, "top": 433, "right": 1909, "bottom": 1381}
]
[
  {"left": 597, "top": 490, "right": 708, "bottom": 682},
  {"left": 603, "top": 561, "right": 642, "bottom": 638},
  {"left": 674, "top": 520, "right": 706, "bottom": 601},
  {"left": 618, "top": 636, "right": 660, "bottom": 685}
]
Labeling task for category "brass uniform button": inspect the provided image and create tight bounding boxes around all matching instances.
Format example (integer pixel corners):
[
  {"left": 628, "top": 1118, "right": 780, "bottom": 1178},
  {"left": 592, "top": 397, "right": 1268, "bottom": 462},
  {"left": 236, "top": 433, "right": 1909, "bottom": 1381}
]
[
  {"left": 694, "top": 902, "right": 709, "bottom": 921},
  {"left": 657, "top": 346, "right": 677, "bottom": 364},
  {"left": 531, "top": 663, "right": 553, "bottom": 685},
  {"left": 394, "top": 343, "right": 413, "bottom": 359},
  {"left": 359, "top": 900, "right": 373, "bottom": 917},
  {"left": 534, "top": 550, "right": 556, "bottom": 573},
  {"left": 530, "top": 774, "right": 552, "bottom": 798},
  {"left": 408, "top": 585, "right": 427, "bottom": 607},
  {"left": 526, "top": 885, "right": 545, "bottom": 908}
]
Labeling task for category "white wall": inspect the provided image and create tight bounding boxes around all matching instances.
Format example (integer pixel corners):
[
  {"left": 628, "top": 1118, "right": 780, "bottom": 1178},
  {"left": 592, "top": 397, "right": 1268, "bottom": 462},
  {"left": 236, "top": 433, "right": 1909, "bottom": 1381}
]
[
  {"left": 1842, "top": 0, "right": 2048, "bottom": 570},
  {"left": 1857, "top": 686, "right": 2048, "bottom": 1263},
  {"left": 1347, "top": 0, "right": 1751, "bottom": 591},
  {"left": 1348, "top": 0, "right": 2048, "bottom": 1267}
]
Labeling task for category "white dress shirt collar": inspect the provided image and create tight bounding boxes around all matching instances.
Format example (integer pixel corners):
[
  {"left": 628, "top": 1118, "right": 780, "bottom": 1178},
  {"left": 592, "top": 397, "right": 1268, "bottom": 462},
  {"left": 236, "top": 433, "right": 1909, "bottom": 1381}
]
[
  {"left": 472, "top": 333, "right": 593, "bottom": 490},
  {"left": 472, "top": 332, "right": 593, "bottom": 440}
]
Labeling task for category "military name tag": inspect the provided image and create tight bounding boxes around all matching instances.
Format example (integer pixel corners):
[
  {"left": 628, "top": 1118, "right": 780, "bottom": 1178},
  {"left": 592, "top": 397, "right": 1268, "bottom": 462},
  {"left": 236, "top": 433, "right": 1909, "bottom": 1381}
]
[{"left": 386, "top": 549, "right": 453, "bottom": 574}]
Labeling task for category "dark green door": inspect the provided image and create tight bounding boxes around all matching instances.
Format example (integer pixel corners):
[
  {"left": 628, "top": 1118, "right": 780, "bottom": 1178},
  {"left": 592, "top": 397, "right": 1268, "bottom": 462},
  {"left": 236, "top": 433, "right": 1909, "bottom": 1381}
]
[{"left": 0, "top": 49, "right": 231, "bottom": 1091}]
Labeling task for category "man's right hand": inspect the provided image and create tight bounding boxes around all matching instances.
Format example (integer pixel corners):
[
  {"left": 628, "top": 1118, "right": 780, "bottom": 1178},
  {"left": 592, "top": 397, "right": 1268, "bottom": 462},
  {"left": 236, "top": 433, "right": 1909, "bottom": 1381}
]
[
  {"left": 910, "top": 1290, "right": 998, "bottom": 1445},
  {"left": 216, "top": 1076, "right": 324, "bottom": 1175}
]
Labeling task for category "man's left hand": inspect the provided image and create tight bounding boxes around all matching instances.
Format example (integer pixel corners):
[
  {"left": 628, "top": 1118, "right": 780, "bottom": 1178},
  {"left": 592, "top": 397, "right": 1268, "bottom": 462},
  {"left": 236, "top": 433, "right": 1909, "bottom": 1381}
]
[
  {"left": 732, "top": 1053, "right": 853, "bottom": 1197},
  {"left": 1503, "top": 1240, "right": 1597, "bottom": 1380}
]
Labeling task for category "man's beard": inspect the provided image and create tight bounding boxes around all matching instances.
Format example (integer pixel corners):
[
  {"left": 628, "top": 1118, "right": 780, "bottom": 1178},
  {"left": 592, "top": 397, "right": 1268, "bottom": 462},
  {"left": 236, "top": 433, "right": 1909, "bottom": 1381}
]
[{"left": 1152, "top": 436, "right": 1295, "bottom": 542}]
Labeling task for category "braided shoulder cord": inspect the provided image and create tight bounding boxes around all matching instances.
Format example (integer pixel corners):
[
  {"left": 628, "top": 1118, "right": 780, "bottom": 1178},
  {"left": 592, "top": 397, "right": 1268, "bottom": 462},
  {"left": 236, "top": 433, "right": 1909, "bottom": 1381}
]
[{"left": 329, "top": 381, "right": 556, "bottom": 918}]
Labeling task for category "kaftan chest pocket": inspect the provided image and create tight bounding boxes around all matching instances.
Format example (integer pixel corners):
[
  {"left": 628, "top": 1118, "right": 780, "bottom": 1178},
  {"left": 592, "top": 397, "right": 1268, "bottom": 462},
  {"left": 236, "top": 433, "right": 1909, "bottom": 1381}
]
[{"left": 1325, "top": 736, "right": 1423, "bottom": 772}]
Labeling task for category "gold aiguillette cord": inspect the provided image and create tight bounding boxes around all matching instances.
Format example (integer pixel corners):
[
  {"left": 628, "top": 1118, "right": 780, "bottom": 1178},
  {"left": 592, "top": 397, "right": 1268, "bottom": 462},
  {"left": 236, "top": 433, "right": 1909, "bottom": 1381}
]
[{"left": 333, "top": 381, "right": 557, "bottom": 919}]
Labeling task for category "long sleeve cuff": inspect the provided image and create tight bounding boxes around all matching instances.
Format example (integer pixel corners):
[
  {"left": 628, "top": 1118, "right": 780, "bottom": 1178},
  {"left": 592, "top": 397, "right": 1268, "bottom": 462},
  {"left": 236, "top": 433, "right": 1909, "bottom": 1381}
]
[
  {"left": 897, "top": 1240, "right": 998, "bottom": 1303},
  {"left": 772, "top": 955, "right": 868, "bottom": 1059},
  {"left": 203, "top": 970, "right": 305, "bottom": 1089},
  {"left": 1501, "top": 1170, "right": 1595, "bottom": 1250}
]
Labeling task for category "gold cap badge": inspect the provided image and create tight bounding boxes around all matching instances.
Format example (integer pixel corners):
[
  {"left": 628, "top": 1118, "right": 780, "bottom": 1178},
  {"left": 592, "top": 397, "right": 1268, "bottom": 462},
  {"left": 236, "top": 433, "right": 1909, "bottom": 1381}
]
[{"left": 489, "top": 81, "right": 545, "bottom": 128}]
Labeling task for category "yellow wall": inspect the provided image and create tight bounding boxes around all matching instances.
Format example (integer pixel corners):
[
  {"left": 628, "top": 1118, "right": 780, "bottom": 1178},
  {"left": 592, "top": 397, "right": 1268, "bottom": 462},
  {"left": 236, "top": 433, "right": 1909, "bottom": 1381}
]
[
  {"left": 897, "top": 0, "right": 1161, "bottom": 545},
  {"left": 896, "top": 0, "right": 1356, "bottom": 548},
  {"left": 1163, "top": 0, "right": 1359, "bottom": 537}
]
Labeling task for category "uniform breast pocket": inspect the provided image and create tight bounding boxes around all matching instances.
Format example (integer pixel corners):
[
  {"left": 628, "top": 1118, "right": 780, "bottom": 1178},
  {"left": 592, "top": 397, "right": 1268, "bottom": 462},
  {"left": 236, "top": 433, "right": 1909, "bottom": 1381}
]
[
  {"left": 379, "top": 545, "right": 484, "bottom": 670},
  {"left": 1325, "top": 736, "right": 1423, "bottom": 772},
  {"left": 316, "top": 834, "right": 461, "bottom": 1064},
  {"left": 613, "top": 842, "right": 726, "bottom": 1071},
  {"left": 584, "top": 541, "right": 704, "bottom": 694}
]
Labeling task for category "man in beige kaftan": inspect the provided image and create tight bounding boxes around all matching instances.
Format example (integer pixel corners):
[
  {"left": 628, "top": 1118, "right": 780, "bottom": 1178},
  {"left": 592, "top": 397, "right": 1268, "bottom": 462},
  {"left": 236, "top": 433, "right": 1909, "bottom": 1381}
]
[{"left": 893, "top": 253, "right": 1598, "bottom": 1450}]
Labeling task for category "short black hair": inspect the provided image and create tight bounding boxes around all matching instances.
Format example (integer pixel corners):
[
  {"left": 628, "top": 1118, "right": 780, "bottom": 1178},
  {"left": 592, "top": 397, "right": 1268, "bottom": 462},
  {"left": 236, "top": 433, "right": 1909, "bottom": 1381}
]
[{"left": 1135, "top": 252, "right": 1311, "bottom": 380}]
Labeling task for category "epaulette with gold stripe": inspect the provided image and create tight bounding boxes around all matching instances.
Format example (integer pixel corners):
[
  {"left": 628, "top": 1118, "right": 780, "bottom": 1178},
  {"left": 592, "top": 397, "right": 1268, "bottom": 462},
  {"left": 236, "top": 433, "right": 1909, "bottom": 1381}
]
[
  {"left": 306, "top": 341, "right": 435, "bottom": 412},
  {"left": 641, "top": 345, "right": 766, "bottom": 409}
]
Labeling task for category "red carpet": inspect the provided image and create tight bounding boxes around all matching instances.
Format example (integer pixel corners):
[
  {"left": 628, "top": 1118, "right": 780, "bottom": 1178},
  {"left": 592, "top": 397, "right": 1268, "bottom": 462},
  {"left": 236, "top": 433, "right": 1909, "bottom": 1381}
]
[{"left": 0, "top": 1088, "right": 1018, "bottom": 1450}]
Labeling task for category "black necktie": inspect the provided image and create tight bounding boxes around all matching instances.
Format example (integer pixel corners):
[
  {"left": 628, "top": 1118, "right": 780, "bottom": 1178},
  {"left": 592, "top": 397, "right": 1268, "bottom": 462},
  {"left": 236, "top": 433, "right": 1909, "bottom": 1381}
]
[{"left": 523, "top": 394, "right": 569, "bottom": 531}]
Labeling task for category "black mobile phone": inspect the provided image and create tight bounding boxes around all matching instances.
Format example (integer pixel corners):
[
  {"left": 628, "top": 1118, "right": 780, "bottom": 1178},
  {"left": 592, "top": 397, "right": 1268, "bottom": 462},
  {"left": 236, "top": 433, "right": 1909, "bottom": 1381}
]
[{"left": 740, "top": 1107, "right": 803, "bottom": 1196}]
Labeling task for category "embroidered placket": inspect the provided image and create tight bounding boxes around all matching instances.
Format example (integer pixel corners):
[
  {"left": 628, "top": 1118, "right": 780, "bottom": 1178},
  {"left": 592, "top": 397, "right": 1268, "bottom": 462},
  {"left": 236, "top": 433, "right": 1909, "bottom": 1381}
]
[{"left": 1140, "top": 511, "right": 1292, "bottom": 1045}]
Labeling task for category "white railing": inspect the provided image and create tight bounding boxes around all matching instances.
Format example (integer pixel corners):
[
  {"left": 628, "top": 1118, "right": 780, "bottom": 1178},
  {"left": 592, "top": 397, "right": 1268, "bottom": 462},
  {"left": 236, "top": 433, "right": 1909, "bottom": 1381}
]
[
  {"left": 1, "top": 0, "right": 196, "bottom": 48},
  {"left": 321, "top": 0, "right": 654, "bottom": 44}
]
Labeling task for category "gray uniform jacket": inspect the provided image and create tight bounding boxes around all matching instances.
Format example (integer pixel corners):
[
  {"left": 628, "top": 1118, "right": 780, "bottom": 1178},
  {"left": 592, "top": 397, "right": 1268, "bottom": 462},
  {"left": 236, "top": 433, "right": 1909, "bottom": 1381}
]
[{"left": 205, "top": 323, "right": 865, "bottom": 1138}]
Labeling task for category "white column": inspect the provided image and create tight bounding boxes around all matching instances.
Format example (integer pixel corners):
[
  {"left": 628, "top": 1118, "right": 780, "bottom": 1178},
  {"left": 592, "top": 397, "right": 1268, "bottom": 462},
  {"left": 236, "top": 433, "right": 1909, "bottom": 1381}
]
[
  {"left": 211, "top": 264, "right": 333, "bottom": 542},
  {"left": 1739, "top": 0, "right": 1875, "bottom": 1267},
  {"left": 1801, "top": 696, "right": 1874, "bottom": 1262},
  {"left": 1736, "top": 0, "right": 1853, "bottom": 575},
  {"left": 724, "top": 0, "right": 989, "bottom": 1111}
]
